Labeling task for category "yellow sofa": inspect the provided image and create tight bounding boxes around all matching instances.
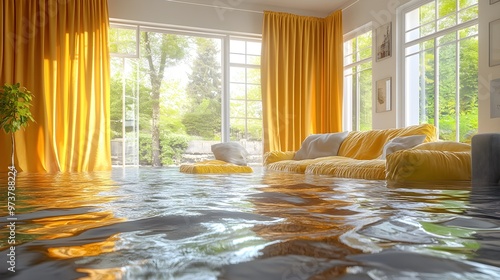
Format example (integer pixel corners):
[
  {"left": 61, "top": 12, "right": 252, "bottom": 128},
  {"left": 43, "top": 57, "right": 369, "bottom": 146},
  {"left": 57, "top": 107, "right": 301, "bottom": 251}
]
[{"left": 263, "top": 124, "right": 472, "bottom": 182}]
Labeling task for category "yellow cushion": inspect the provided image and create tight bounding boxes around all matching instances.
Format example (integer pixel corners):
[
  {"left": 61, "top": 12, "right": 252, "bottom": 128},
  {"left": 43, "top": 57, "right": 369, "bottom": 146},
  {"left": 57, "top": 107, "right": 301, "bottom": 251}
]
[
  {"left": 180, "top": 160, "right": 253, "bottom": 174},
  {"left": 337, "top": 124, "right": 437, "bottom": 160},
  {"left": 386, "top": 148, "right": 471, "bottom": 182},
  {"left": 263, "top": 151, "right": 296, "bottom": 166},
  {"left": 413, "top": 141, "right": 471, "bottom": 152},
  {"left": 306, "top": 157, "right": 386, "bottom": 180},
  {"left": 265, "top": 156, "right": 338, "bottom": 173}
]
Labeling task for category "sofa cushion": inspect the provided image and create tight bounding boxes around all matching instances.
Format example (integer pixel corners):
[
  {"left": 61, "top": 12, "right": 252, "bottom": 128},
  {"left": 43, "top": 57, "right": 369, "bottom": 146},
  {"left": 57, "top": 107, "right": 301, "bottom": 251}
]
[
  {"left": 337, "top": 124, "right": 437, "bottom": 160},
  {"left": 211, "top": 142, "right": 248, "bottom": 166},
  {"left": 293, "top": 131, "right": 349, "bottom": 160},
  {"left": 380, "top": 135, "right": 426, "bottom": 160},
  {"left": 385, "top": 144, "right": 471, "bottom": 182},
  {"left": 266, "top": 156, "right": 340, "bottom": 173},
  {"left": 413, "top": 141, "right": 471, "bottom": 152},
  {"left": 263, "top": 150, "right": 296, "bottom": 165},
  {"left": 306, "top": 158, "right": 386, "bottom": 180}
]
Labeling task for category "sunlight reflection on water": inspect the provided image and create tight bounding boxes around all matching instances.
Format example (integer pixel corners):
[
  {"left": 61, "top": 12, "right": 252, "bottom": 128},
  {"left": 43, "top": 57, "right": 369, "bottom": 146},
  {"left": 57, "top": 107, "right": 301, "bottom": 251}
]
[{"left": 1, "top": 167, "right": 500, "bottom": 279}]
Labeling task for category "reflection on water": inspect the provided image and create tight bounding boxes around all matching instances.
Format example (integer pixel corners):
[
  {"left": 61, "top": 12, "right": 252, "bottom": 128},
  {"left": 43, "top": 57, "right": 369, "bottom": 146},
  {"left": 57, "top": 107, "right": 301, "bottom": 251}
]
[{"left": 0, "top": 167, "right": 500, "bottom": 279}]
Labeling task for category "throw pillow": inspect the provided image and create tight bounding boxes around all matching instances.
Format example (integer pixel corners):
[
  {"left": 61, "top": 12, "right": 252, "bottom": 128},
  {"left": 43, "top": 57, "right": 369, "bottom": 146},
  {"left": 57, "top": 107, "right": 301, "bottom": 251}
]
[
  {"left": 211, "top": 142, "right": 249, "bottom": 166},
  {"left": 294, "top": 131, "right": 349, "bottom": 160},
  {"left": 380, "top": 135, "right": 426, "bottom": 160}
]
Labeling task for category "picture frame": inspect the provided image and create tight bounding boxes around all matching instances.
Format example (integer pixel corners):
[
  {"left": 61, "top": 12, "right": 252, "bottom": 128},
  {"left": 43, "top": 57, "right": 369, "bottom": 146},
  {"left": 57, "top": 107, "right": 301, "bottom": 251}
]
[
  {"left": 376, "top": 77, "right": 392, "bottom": 113},
  {"left": 376, "top": 22, "right": 392, "bottom": 61},
  {"left": 490, "top": 18, "right": 500, "bottom": 67},
  {"left": 491, "top": 0, "right": 500, "bottom": 5}
]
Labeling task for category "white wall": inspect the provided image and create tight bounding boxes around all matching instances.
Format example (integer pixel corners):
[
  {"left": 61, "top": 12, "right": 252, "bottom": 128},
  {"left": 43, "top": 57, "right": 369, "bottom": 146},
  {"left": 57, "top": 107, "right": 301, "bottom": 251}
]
[
  {"left": 478, "top": 0, "right": 500, "bottom": 133},
  {"left": 343, "top": 0, "right": 500, "bottom": 132},
  {"left": 108, "top": 0, "right": 500, "bottom": 133},
  {"left": 108, "top": 0, "right": 326, "bottom": 35}
]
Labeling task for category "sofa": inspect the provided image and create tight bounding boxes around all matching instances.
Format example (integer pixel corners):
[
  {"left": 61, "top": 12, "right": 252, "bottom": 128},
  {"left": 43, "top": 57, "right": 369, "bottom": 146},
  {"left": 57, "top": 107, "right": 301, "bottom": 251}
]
[{"left": 263, "top": 124, "right": 472, "bottom": 183}]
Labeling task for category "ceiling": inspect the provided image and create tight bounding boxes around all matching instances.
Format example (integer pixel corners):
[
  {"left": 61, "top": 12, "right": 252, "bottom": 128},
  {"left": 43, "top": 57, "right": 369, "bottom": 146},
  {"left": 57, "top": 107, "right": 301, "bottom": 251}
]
[
  {"left": 164, "top": 0, "right": 356, "bottom": 16},
  {"left": 240, "top": 0, "right": 354, "bottom": 14}
]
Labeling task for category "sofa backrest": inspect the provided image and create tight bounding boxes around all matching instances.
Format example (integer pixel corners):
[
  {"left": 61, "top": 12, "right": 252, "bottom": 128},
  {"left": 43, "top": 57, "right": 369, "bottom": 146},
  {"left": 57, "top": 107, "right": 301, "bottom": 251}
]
[{"left": 337, "top": 123, "right": 437, "bottom": 160}]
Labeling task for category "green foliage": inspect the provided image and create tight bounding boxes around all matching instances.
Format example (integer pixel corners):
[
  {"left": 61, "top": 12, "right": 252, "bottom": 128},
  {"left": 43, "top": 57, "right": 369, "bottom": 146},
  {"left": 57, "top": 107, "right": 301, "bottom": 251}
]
[
  {"left": 160, "top": 133, "right": 189, "bottom": 165},
  {"left": 139, "top": 132, "right": 189, "bottom": 165},
  {"left": 0, "top": 83, "right": 35, "bottom": 134},
  {"left": 183, "top": 99, "right": 221, "bottom": 139},
  {"left": 139, "top": 134, "right": 153, "bottom": 165}
]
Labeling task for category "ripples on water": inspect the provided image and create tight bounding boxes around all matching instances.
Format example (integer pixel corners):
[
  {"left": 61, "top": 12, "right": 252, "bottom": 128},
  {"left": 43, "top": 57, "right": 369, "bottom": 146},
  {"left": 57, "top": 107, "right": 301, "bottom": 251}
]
[{"left": 1, "top": 167, "right": 500, "bottom": 279}]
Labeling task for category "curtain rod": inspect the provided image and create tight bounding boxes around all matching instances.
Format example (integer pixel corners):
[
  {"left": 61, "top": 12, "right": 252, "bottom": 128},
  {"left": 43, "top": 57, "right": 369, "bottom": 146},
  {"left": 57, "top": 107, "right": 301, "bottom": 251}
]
[{"left": 164, "top": 0, "right": 359, "bottom": 14}]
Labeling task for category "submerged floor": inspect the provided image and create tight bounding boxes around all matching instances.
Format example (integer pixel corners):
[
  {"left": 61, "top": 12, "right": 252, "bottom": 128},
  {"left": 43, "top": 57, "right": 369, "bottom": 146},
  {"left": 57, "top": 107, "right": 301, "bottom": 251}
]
[{"left": 1, "top": 167, "right": 500, "bottom": 279}]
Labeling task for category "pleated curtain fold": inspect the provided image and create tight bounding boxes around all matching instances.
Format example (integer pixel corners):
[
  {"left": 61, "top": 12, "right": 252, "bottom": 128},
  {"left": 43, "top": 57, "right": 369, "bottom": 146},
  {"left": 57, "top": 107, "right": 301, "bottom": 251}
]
[
  {"left": 261, "top": 10, "right": 343, "bottom": 153},
  {"left": 0, "top": 0, "right": 111, "bottom": 172}
]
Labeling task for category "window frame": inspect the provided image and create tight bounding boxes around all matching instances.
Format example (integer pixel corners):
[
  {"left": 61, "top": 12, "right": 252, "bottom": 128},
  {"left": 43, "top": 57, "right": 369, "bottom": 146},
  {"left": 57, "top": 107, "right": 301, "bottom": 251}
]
[
  {"left": 343, "top": 22, "right": 373, "bottom": 131},
  {"left": 398, "top": 0, "right": 479, "bottom": 141}
]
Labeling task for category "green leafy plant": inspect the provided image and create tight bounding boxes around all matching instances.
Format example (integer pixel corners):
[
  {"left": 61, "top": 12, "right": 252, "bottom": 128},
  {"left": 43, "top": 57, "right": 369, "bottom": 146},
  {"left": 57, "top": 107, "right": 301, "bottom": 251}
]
[{"left": 0, "top": 83, "right": 35, "bottom": 170}]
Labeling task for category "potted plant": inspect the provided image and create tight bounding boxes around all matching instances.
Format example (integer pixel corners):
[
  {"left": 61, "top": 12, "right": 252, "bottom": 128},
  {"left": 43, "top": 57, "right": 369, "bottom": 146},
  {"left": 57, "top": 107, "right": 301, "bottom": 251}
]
[{"left": 0, "top": 83, "right": 34, "bottom": 173}]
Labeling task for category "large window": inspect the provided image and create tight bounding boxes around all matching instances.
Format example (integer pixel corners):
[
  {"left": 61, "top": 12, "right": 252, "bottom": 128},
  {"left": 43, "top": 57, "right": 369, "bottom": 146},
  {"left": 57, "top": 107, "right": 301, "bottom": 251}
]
[
  {"left": 109, "top": 24, "right": 262, "bottom": 166},
  {"left": 403, "top": 0, "right": 478, "bottom": 142},
  {"left": 228, "top": 38, "right": 263, "bottom": 161},
  {"left": 343, "top": 27, "right": 373, "bottom": 131}
]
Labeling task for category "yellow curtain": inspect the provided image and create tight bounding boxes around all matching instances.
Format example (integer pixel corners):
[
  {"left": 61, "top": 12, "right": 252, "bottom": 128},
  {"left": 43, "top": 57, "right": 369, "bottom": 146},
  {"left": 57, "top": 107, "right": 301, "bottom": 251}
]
[
  {"left": 0, "top": 0, "right": 111, "bottom": 172},
  {"left": 261, "top": 10, "right": 343, "bottom": 153}
]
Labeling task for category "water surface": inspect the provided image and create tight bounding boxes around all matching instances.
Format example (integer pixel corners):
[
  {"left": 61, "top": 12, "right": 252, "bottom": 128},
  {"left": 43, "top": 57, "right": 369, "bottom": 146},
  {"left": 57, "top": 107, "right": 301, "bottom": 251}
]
[{"left": 1, "top": 167, "right": 500, "bottom": 279}]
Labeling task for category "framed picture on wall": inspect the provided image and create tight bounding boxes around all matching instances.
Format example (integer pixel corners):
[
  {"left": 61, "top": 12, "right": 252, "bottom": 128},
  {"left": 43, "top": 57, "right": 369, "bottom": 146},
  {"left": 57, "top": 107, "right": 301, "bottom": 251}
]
[
  {"left": 376, "top": 22, "right": 392, "bottom": 61},
  {"left": 491, "top": 0, "right": 500, "bottom": 5},
  {"left": 490, "top": 18, "right": 500, "bottom": 67},
  {"left": 376, "top": 77, "right": 392, "bottom": 113}
]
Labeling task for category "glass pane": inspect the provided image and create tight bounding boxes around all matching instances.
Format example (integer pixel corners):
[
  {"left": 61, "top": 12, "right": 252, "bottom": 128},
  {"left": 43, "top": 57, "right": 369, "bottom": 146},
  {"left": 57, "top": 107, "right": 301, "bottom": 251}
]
[
  {"left": 359, "top": 47, "right": 371, "bottom": 61},
  {"left": 459, "top": 0, "right": 477, "bottom": 9},
  {"left": 438, "top": 42, "right": 457, "bottom": 141},
  {"left": 458, "top": 36, "right": 478, "bottom": 142},
  {"left": 247, "top": 84, "right": 261, "bottom": 100},
  {"left": 247, "top": 41, "right": 261, "bottom": 55},
  {"left": 230, "top": 67, "right": 245, "bottom": 83},
  {"left": 110, "top": 57, "right": 124, "bottom": 139},
  {"left": 247, "top": 101, "right": 262, "bottom": 119},
  {"left": 405, "top": 53, "right": 421, "bottom": 125},
  {"left": 423, "top": 38, "right": 435, "bottom": 51},
  {"left": 109, "top": 27, "right": 137, "bottom": 56},
  {"left": 246, "top": 54, "right": 260, "bottom": 65},
  {"left": 347, "top": 73, "right": 357, "bottom": 130},
  {"left": 358, "top": 31, "right": 372, "bottom": 53},
  {"left": 422, "top": 48, "right": 436, "bottom": 125},
  {"left": 421, "top": 22, "right": 436, "bottom": 38},
  {"left": 405, "top": 28, "right": 420, "bottom": 43},
  {"left": 420, "top": 2, "right": 436, "bottom": 26},
  {"left": 405, "top": 44, "right": 420, "bottom": 56},
  {"left": 458, "top": 5, "right": 478, "bottom": 24},
  {"left": 230, "top": 100, "right": 246, "bottom": 118},
  {"left": 230, "top": 83, "right": 246, "bottom": 99},
  {"left": 437, "top": 32, "right": 457, "bottom": 46},
  {"left": 459, "top": 24, "right": 478, "bottom": 39},
  {"left": 438, "top": 14, "right": 457, "bottom": 31},
  {"left": 438, "top": 0, "right": 456, "bottom": 19},
  {"left": 230, "top": 118, "right": 245, "bottom": 141},
  {"left": 344, "top": 52, "right": 354, "bottom": 66},
  {"left": 246, "top": 119, "right": 262, "bottom": 141},
  {"left": 344, "top": 39, "right": 354, "bottom": 56},
  {"left": 405, "top": 8, "right": 420, "bottom": 31},
  {"left": 247, "top": 68, "right": 260, "bottom": 84},
  {"left": 359, "top": 68, "right": 372, "bottom": 131},
  {"left": 230, "top": 40, "right": 245, "bottom": 54},
  {"left": 230, "top": 53, "right": 245, "bottom": 64}
]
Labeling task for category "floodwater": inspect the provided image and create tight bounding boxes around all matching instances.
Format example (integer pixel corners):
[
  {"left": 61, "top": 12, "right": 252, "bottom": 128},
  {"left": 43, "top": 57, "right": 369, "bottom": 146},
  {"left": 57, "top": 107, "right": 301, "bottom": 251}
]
[{"left": 1, "top": 167, "right": 500, "bottom": 279}]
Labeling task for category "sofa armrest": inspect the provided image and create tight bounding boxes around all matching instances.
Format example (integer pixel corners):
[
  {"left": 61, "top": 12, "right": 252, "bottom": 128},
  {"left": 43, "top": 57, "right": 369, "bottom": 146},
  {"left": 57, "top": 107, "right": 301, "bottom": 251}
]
[{"left": 263, "top": 151, "right": 296, "bottom": 166}]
